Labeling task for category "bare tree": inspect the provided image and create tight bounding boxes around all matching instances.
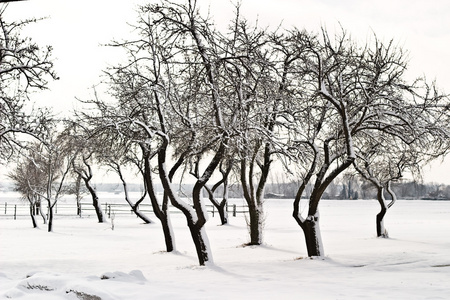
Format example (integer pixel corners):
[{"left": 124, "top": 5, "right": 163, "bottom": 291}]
[
  {"left": 97, "top": 133, "right": 153, "bottom": 224},
  {"left": 98, "top": 0, "right": 234, "bottom": 265},
  {"left": 284, "top": 28, "right": 445, "bottom": 257},
  {"left": 13, "top": 128, "right": 76, "bottom": 232},
  {"left": 8, "top": 153, "right": 45, "bottom": 228},
  {"left": 0, "top": 5, "right": 57, "bottom": 161},
  {"left": 72, "top": 151, "right": 105, "bottom": 223},
  {"left": 67, "top": 123, "right": 106, "bottom": 223},
  {"left": 353, "top": 134, "right": 419, "bottom": 237}
]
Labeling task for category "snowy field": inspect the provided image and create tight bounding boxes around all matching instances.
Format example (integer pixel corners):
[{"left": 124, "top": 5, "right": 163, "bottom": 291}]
[{"left": 1, "top": 194, "right": 449, "bottom": 299}]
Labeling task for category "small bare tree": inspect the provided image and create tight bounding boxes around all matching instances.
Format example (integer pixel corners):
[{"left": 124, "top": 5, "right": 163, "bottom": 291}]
[
  {"left": 8, "top": 154, "right": 46, "bottom": 228},
  {"left": 13, "top": 128, "right": 76, "bottom": 232},
  {"left": 353, "top": 135, "right": 421, "bottom": 237}
]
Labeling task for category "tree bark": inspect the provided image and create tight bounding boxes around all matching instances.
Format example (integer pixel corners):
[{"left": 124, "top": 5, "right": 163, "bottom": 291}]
[
  {"left": 84, "top": 180, "right": 104, "bottom": 223},
  {"left": 142, "top": 145, "right": 175, "bottom": 252},
  {"left": 240, "top": 149, "right": 269, "bottom": 246},
  {"left": 246, "top": 202, "right": 263, "bottom": 245},
  {"left": 47, "top": 201, "right": 54, "bottom": 232},
  {"left": 204, "top": 187, "right": 228, "bottom": 225},
  {"left": 160, "top": 209, "right": 175, "bottom": 252},
  {"left": 300, "top": 217, "right": 324, "bottom": 257},
  {"left": 116, "top": 163, "right": 152, "bottom": 224},
  {"left": 29, "top": 205, "right": 38, "bottom": 228},
  {"left": 188, "top": 223, "right": 212, "bottom": 266},
  {"left": 131, "top": 204, "right": 153, "bottom": 224},
  {"left": 376, "top": 187, "right": 389, "bottom": 238},
  {"left": 217, "top": 201, "right": 228, "bottom": 225},
  {"left": 27, "top": 196, "right": 38, "bottom": 228},
  {"left": 39, "top": 200, "right": 47, "bottom": 224}
]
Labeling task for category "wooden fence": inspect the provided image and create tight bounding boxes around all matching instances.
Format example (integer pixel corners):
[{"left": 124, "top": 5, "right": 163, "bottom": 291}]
[{"left": 1, "top": 201, "right": 249, "bottom": 220}]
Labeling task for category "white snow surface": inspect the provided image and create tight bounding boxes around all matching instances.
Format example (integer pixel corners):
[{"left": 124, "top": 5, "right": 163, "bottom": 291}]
[{"left": 1, "top": 196, "right": 450, "bottom": 299}]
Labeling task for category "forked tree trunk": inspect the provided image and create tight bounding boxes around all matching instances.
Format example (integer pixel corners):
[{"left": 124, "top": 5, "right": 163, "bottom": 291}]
[
  {"left": 240, "top": 146, "right": 270, "bottom": 246},
  {"left": 300, "top": 217, "right": 324, "bottom": 257},
  {"left": 294, "top": 153, "right": 354, "bottom": 257},
  {"left": 157, "top": 139, "right": 225, "bottom": 265},
  {"left": 116, "top": 163, "right": 152, "bottom": 224},
  {"left": 142, "top": 145, "right": 175, "bottom": 252},
  {"left": 205, "top": 187, "right": 228, "bottom": 225},
  {"left": 200, "top": 161, "right": 231, "bottom": 226},
  {"left": 27, "top": 196, "right": 38, "bottom": 228},
  {"left": 157, "top": 148, "right": 211, "bottom": 264}
]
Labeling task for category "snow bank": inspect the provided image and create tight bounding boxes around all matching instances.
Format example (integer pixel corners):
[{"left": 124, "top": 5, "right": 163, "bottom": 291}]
[{"left": 1, "top": 199, "right": 450, "bottom": 299}]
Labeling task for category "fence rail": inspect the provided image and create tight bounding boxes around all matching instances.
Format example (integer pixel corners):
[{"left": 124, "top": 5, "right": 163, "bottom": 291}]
[{"left": 1, "top": 201, "right": 249, "bottom": 220}]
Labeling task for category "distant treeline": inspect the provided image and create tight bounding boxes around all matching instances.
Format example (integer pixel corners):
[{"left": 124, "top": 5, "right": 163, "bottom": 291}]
[
  {"left": 2, "top": 180, "right": 449, "bottom": 201},
  {"left": 259, "top": 180, "right": 450, "bottom": 200}
]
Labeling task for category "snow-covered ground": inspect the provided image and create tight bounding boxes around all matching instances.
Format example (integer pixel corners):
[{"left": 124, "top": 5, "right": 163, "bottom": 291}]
[{"left": 1, "top": 195, "right": 449, "bottom": 299}]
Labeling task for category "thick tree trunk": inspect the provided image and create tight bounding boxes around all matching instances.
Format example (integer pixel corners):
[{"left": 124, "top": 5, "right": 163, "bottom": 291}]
[
  {"left": 188, "top": 222, "right": 212, "bottom": 266},
  {"left": 160, "top": 212, "right": 175, "bottom": 252},
  {"left": 85, "top": 182, "right": 104, "bottom": 223},
  {"left": 141, "top": 146, "right": 175, "bottom": 252},
  {"left": 217, "top": 201, "right": 228, "bottom": 225},
  {"left": 247, "top": 203, "right": 263, "bottom": 245},
  {"left": 300, "top": 217, "right": 324, "bottom": 257},
  {"left": 240, "top": 155, "right": 268, "bottom": 246},
  {"left": 376, "top": 209, "right": 388, "bottom": 238}
]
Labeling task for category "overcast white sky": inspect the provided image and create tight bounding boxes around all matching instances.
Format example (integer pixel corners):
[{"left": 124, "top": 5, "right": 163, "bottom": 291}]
[{"left": 3, "top": 0, "right": 450, "bottom": 184}]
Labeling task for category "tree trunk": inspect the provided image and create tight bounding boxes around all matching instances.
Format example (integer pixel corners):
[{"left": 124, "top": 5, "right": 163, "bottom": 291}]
[
  {"left": 240, "top": 155, "right": 268, "bottom": 246},
  {"left": 132, "top": 205, "right": 153, "bottom": 224},
  {"left": 188, "top": 222, "right": 212, "bottom": 266},
  {"left": 29, "top": 205, "right": 38, "bottom": 228},
  {"left": 218, "top": 201, "right": 228, "bottom": 225},
  {"left": 300, "top": 217, "right": 324, "bottom": 257},
  {"left": 376, "top": 187, "right": 389, "bottom": 238},
  {"left": 376, "top": 209, "right": 388, "bottom": 238},
  {"left": 39, "top": 200, "right": 47, "bottom": 224},
  {"left": 160, "top": 211, "right": 175, "bottom": 252},
  {"left": 142, "top": 149, "right": 175, "bottom": 252},
  {"left": 85, "top": 181, "right": 104, "bottom": 223},
  {"left": 247, "top": 203, "right": 263, "bottom": 245},
  {"left": 47, "top": 202, "right": 54, "bottom": 232},
  {"left": 205, "top": 188, "right": 228, "bottom": 225}
]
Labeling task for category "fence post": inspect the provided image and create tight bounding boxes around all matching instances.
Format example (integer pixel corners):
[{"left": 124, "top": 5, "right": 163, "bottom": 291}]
[
  {"left": 233, "top": 204, "right": 236, "bottom": 217},
  {"left": 212, "top": 205, "right": 215, "bottom": 217},
  {"left": 14, "top": 205, "right": 17, "bottom": 220},
  {"left": 4, "top": 202, "right": 7, "bottom": 214},
  {"left": 108, "top": 204, "right": 111, "bottom": 219}
]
